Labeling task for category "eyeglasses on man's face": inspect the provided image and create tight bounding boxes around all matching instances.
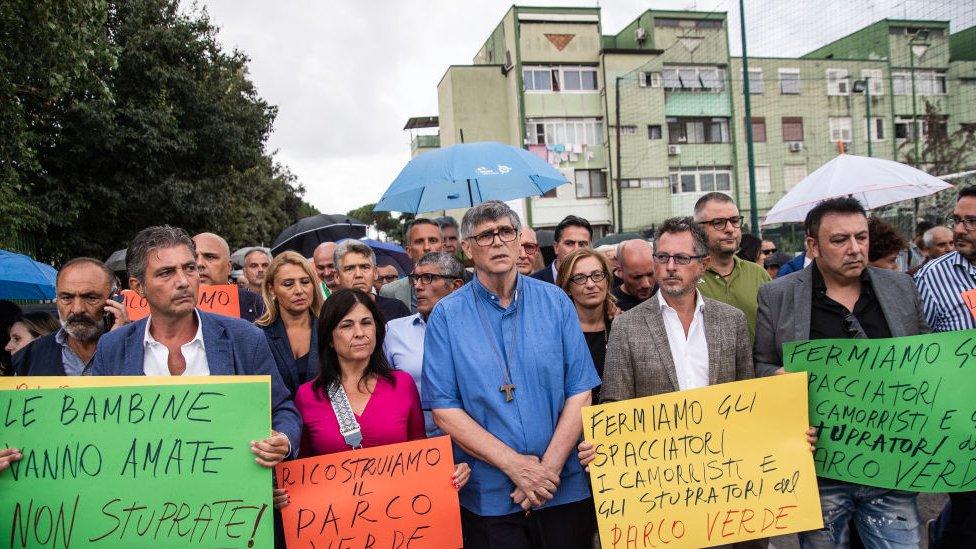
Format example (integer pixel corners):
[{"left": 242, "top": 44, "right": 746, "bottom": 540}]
[
  {"left": 652, "top": 252, "right": 706, "bottom": 265},
  {"left": 568, "top": 270, "right": 608, "bottom": 286},
  {"left": 375, "top": 274, "right": 399, "bottom": 284},
  {"left": 762, "top": 248, "right": 777, "bottom": 255},
  {"left": 520, "top": 242, "right": 539, "bottom": 255},
  {"left": 947, "top": 215, "right": 976, "bottom": 231},
  {"left": 408, "top": 273, "right": 462, "bottom": 285},
  {"left": 698, "top": 216, "right": 744, "bottom": 231},
  {"left": 467, "top": 226, "right": 518, "bottom": 247}
]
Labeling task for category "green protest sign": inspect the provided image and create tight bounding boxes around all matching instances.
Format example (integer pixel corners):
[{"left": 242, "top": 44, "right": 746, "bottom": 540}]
[
  {"left": 785, "top": 331, "right": 976, "bottom": 492},
  {"left": 1, "top": 380, "right": 273, "bottom": 548}
]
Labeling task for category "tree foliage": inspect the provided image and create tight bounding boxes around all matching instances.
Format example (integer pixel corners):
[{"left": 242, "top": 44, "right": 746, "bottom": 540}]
[
  {"left": 346, "top": 203, "right": 414, "bottom": 245},
  {"left": 1, "top": 0, "right": 317, "bottom": 263}
]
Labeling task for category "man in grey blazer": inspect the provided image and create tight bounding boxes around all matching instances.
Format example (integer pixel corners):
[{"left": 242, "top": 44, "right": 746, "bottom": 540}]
[
  {"left": 380, "top": 218, "right": 442, "bottom": 312},
  {"left": 599, "top": 216, "right": 755, "bottom": 402},
  {"left": 754, "top": 197, "right": 928, "bottom": 549}
]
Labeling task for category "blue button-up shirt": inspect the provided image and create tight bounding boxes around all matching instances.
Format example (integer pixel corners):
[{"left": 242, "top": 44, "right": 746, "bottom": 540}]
[
  {"left": 54, "top": 328, "right": 92, "bottom": 376},
  {"left": 422, "top": 273, "right": 600, "bottom": 516},
  {"left": 384, "top": 312, "right": 439, "bottom": 436},
  {"left": 914, "top": 251, "right": 976, "bottom": 332}
]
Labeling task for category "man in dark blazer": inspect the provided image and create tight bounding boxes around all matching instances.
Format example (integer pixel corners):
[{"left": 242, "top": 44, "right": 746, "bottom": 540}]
[
  {"left": 91, "top": 225, "right": 300, "bottom": 464},
  {"left": 15, "top": 257, "right": 129, "bottom": 376},
  {"left": 754, "top": 197, "right": 928, "bottom": 548},
  {"left": 193, "top": 232, "right": 265, "bottom": 322},
  {"left": 531, "top": 215, "right": 592, "bottom": 284}
]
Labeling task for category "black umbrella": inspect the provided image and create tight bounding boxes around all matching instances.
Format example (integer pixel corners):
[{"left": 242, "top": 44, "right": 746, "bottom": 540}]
[{"left": 271, "top": 214, "right": 368, "bottom": 257}]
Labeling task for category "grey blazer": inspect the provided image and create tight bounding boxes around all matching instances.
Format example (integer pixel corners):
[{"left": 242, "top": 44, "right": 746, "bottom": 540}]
[
  {"left": 754, "top": 264, "right": 930, "bottom": 377},
  {"left": 378, "top": 276, "right": 415, "bottom": 314},
  {"left": 600, "top": 293, "right": 755, "bottom": 403}
]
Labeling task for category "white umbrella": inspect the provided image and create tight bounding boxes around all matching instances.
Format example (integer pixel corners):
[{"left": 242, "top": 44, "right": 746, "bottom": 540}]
[{"left": 761, "top": 154, "right": 953, "bottom": 226}]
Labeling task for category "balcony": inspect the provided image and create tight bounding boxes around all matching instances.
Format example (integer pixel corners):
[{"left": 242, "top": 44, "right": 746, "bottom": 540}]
[{"left": 411, "top": 134, "right": 440, "bottom": 154}]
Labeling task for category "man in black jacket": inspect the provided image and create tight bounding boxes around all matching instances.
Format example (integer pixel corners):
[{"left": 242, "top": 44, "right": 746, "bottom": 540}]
[
  {"left": 14, "top": 257, "right": 129, "bottom": 376},
  {"left": 530, "top": 215, "right": 592, "bottom": 284}
]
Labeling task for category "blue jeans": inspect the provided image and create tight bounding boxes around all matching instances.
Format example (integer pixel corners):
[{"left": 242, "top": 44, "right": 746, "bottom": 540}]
[{"left": 798, "top": 479, "right": 920, "bottom": 549}]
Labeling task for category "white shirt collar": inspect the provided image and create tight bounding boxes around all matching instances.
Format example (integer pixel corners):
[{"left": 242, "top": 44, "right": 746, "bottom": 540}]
[
  {"left": 657, "top": 289, "right": 705, "bottom": 313},
  {"left": 144, "top": 309, "right": 205, "bottom": 348}
]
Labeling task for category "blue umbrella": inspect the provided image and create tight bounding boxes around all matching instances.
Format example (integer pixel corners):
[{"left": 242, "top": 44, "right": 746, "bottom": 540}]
[
  {"left": 375, "top": 141, "right": 569, "bottom": 213},
  {"left": 0, "top": 249, "right": 58, "bottom": 300}
]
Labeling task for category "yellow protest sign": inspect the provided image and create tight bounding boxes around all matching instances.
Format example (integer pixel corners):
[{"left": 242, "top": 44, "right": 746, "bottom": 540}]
[{"left": 583, "top": 373, "right": 823, "bottom": 549}]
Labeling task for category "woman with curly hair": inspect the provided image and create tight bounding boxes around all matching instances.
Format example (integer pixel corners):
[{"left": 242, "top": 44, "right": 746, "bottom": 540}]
[{"left": 868, "top": 217, "right": 908, "bottom": 271}]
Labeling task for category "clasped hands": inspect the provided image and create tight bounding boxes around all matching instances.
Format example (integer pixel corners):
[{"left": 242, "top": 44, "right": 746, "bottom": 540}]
[{"left": 505, "top": 454, "right": 561, "bottom": 512}]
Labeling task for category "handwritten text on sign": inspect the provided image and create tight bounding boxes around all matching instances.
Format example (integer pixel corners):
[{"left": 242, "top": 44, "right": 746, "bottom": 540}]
[
  {"left": 274, "top": 436, "right": 462, "bottom": 549},
  {"left": 583, "top": 374, "right": 822, "bottom": 549},
  {"left": 785, "top": 330, "right": 976, "bottom": 492},
  {"left": 122, "top": 284, "right": 241, "bottom": 321},
  {"left": 1, "top": 381, "right": 273, "bottom": 548}
]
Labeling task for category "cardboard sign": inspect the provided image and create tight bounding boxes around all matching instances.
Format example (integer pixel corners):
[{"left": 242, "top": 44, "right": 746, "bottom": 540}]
[
  {"left": 1, "top": 381, "right": 273, "bottom": 548},
  {"left": 583, "top": 374, "right": 823, "bottom": 549},
  {"left": 122, "top": 284, "right": 242, "bottom": 321},
  {"left": 785, "top": 331, "right": 976, "bottom": 492},
  {"left": 274, "top": 436, "right": 462, "bottom": 549},
  {"left": 961, "top": 288, "right": 976, "bottom": 320}
]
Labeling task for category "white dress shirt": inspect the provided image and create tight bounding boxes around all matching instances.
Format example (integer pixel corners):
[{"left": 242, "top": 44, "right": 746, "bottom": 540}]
[
  {"left": 143, "top": 310, "right": 209, "bottom": 376},
  {"left": 657, "top": 290, "right": 709, "bottom": 390}
]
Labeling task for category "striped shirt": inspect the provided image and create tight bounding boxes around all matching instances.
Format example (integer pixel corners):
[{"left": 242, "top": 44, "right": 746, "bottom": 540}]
[{"left": 913, "top": 251, "right": 976, "bottom": 332}]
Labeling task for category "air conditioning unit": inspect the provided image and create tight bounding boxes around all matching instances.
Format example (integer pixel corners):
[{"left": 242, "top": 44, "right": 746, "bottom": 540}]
[
  {"left": 667, "top": 144, "right": 681, "bottom": 156},
  {"left": 635, "top": 27, "right": 647, "bottom": 43},
  {"left": 788, "top": 141, "right": 804, "bottom": 152}
]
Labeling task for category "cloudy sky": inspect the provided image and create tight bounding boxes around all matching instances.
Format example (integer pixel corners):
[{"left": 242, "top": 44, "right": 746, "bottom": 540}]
[{"left": 193, "top": 0, "right": 972, "bottom": 215}]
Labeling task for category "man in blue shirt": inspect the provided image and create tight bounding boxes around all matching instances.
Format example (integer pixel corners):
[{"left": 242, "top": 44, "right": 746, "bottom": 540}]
[
  {"left": 383, "top": 251, "right": 464, "bottom": 435},
  {"left": 422, "top": 200, "right": 600, "bottom": 549}
]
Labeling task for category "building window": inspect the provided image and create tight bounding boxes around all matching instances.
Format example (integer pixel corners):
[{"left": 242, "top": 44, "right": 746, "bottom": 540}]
[
  {"left": 782, "top": 117, "right": 804, "bottom": 141},
  {"left": 668, "top": 166, "right": 733, "bottom": 194},
  {"left": 754, "top": 165, "right": 771, "bottom": 193},
  {"left": 611, "top": 125, "right": 638, "bottom": 136},
  {"left": 620, "top": 179, "right": 641, "bottom": 189},
  {"left": 748, "top": 117, "right": 767, "bottom": 142},
  {"left": 641, "top": 178, "right": 667, "bottom": 188},
  {"left": 667, "top": 117, "right": 730, "bottom": 144},
  {"left": 779, "top": 68, "right": 801, "bottom": 94},
  {"left": 745, "top": 68, "right": 763, "bottom": 94},
  {"left": 648, "top": 125, "right": 663, "bottom": 140},
  {"left": 829, "top": 117, "right": 853, "bottom": 142},
  {"left": 523, "top": 66, "right": 598, "bottom": 92},
  {"left": 826, "top": 68, "right": 850, "bottom": 95},
  {"left": 895, "top": 116, "right": 948, "bottom": 141},
  {"left": 783, "top": 165, "right": 807, "bottom": 190},
  {"left": 662, "top": 66, "right": 726, "bottom": 92},
  {"left": 525, "top": 118, "right": 604, "bottom": 146},
  {"left": 576, "top": 170, "right": 607, "bottom": 198},
  {"left": 860, "top": 69, "right": 885, "bottom": 95},
  {"left": 893, "top": 71, "right": 947, "bottom": 95},
  {"left": 654, "top": 18, "right": 723, "bottom": 29},
  {"left": 866, "top": 117, "right": 886, "bottom": 141},
  {"left": 889, "top": 26, "right": 944, "bottom": 38}
]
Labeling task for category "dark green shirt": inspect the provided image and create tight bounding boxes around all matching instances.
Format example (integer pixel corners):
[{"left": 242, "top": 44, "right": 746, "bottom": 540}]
[{"left": 698, "top": 255, "right": 771, "bottom": 340}]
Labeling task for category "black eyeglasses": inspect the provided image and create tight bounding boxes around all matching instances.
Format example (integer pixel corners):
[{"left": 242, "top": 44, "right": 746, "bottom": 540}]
[
  {"left": 568, "top": 271, "right": 609, "bottom": 286},
  {"left": 698, "top": 216, "right": 744, "bottom": 230},
  {"left": 467, "top": 227, "right": 518, "bottom": 247},
  {"left": 408, "top": 273, "right": 462, "bottom": 285},
  {"left": 844, "top": 313, "right": 868, "bottom": 339},
  {"left": 652, "top": 252, "right": 706, "bottom": 265},
  {"left": 947, "top": 215, "right": 976, "bottom": 231},
  {"left": 762, "top": 248, "right": 777, "bottom": 255}
]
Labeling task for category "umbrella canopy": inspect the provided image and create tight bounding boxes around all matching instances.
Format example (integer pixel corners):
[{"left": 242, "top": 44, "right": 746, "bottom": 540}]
[
  {"left": 232, "top": 246, "right": 271, "bottom": 268},
  {"left": 340, "top": 238, "right": 413, "bottom": 275},
  {"left": 0, "top": 249, "right": 58, "bottom": 300},
  {"left": 105, "top": 248, "right": 127, "bottom": 272},
  {"left": 762, "top": 154, "right": 953, "bottom": 226},
  {"left": 375, "top": 141, "right": 569, "bottom": 213},
  {"left": 271, "top": 214, "right": 368, "bottom": 257}
]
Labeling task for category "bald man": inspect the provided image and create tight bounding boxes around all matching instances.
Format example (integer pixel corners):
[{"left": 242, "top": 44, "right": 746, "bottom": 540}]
[
  {"left": 908, "top": 226, "right": 955, "bottom": 276},
  {"left": 611, "top": 239, "right": 656, "bottom": 312},
  {"left": 312, "top": 241, "right": 339, "bottom": 298},
  {"left": 192, "top": 232, "right": 265, "bottom": 322}
]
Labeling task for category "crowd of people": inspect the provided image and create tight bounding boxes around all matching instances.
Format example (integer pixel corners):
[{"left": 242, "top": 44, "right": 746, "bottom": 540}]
[{"left": 1, "top": 189, "right": 973, "bottom": 549}]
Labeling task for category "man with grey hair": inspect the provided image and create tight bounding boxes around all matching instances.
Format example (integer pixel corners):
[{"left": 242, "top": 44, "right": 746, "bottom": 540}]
[
  {"left": 693, "top": 192, "right": 770, "bottom": 340},
  {"left": 383, "top": 251, "right": 465, "bottom": 435},
  {"left": 436, "top": 215, "right": 461, "bottom": 256},
  {"left": 422, "top": 200, "right": 600, "bottom": 547},
  {"left": 611, "top": 239, "right": 656, "bottom": 311},
  {"left": 242, "top": 248, "right": 271, "bottom": 295},
  {"left": 13, "top": 257, "right": 129, "bottom": 376},
  {"left": 907, "top": 225, "right": 954, "bottom": 276},
  {"left": 334, "top": 238, "right": 410, "bottom": 322},
  {"left": 92, "top": 225, "right": 301, "bottom": 467},
  {"left": 192, "top": 232, "right": 265, "bottom": 322}
]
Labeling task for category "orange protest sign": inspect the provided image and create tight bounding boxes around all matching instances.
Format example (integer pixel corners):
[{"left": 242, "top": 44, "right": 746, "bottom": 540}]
[
  {"left": 962, "top": 289, "right": 976, "bottom": 320},
  {"left": 274, "top": 436, "right": 462, "bottom": 549},
  {"left": 122, "top": 284, "right": 241, "bottom": 321}
]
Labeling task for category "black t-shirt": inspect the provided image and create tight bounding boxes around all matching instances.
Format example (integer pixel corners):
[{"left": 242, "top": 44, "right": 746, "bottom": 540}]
[
  {"left": 809, "top": 263, "right": 891, "bottom": 340},
  {"left": 611, "top": 285, "right": 646, "bottom": 312},
  {"left": 584, "top": 322, "right": 611, "bottom": 402},
  {"left": 376, "top": 294, "right": 411, "bottom": 323}
]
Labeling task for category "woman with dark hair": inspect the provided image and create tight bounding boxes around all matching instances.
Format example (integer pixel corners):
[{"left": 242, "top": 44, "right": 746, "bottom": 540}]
[
  {"left": 868, "top": 217, "right": 907, "bottom": 271},
  {"left": 736, "top": 233, "right": 764, "bottom": 265},
  {"left": 4, "top": 311, "right": 60, "bottom": 356},
  {"left": 275, "top": 289, "right": 469, "bottom": 509}
]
